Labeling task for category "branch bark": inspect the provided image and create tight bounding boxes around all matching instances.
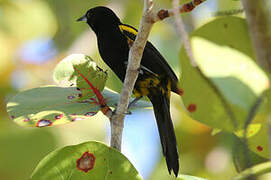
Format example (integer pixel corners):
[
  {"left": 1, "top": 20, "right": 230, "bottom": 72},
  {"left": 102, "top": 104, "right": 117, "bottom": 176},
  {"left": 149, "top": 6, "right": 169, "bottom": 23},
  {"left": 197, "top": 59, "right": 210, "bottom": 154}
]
[
  {"left": 110, "top": 0, "right": 206, "bottom": 150},
  {"left": 110, "top": 0, "right": 155, "bottom": 150},
  {"left": 241, "top": 0, "right": 271, "bottom": 73},
  {"left": 172, "top": 0, "right": 197, "bottom": 67}
]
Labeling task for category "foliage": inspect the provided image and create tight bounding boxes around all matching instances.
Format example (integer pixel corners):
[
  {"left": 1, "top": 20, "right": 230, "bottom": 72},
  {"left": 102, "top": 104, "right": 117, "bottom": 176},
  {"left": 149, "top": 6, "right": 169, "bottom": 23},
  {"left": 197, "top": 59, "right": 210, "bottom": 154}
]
[
  {"left": 7, "top": 54, "right": 150, "bottom": 128},
  {"left": 2, "top": 0, "right": 271, "bottom": 180},
  {"left": 31, "top": 141, "right": 142, "bottom": 180}
]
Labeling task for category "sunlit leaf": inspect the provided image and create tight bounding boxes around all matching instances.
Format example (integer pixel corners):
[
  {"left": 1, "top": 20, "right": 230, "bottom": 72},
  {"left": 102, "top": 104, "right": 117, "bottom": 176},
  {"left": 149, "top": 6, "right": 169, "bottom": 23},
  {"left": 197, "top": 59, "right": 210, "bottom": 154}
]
[
  {"left": 235, "top": 124, "right": 262, "bottom": 139},
  {"left": 54, "top": 53, "right": 151, "bottom": 107},
  {"left": 54, "top": 54, "right": 103, "bottom": 84},
  {"left": 31, "top": 141, "right": 142, "bottom": 180},
  {"left": 180, "top": 17, "right": 269, "bottom": 131},
  {"left": 180, "top": 47, "right": 235, "bottom": 131},
  {"left": 73, "top": 62, "right": 107, "bottom": 101},
  {"left": 244, "top": 124, "right": 270, "bottom": 158},
  {"left": 54, "top": 54, "right": 107, "bottom": 101},
  {"left": 7, "top": 85, "right": 152, "bottom": 128},
  {"left": 7, "top": 86, "right": 101, "bottom": 127},
  {"left": 211, "top": 128, "right": 222, "bottom": 136},
  {"left": 192, "top": 37, "right": 268, "bottom": 115}
]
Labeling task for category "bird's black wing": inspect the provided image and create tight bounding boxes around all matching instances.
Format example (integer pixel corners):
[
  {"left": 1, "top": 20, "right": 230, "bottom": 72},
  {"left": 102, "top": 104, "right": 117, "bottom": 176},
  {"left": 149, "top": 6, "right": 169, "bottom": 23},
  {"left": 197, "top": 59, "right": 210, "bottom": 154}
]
[{"left": 119, "top": 24, "right": 178, "bottom": 84}]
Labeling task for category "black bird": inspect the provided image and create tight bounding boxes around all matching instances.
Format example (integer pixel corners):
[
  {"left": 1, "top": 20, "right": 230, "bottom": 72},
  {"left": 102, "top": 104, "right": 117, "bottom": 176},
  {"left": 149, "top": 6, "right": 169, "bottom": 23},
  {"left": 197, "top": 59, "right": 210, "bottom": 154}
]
[{"left": 77, "top": 6, "right": 181, "bottom": 176}]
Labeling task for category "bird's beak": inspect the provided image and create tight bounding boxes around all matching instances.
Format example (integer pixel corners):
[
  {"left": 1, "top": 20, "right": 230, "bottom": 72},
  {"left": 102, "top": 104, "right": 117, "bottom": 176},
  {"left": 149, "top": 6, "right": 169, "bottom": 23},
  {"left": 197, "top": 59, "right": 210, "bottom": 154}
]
[{"left": 77, "top": 15, "right": 87, "bottom": 22}]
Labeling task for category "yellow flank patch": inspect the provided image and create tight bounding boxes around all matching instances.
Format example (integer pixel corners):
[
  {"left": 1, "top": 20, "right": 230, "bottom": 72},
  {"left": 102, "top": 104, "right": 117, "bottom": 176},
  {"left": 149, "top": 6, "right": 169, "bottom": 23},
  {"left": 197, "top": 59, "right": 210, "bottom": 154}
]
[
  {"left": 139, "top": 77, "right": 160, "bottom": 88},
  {"left": 134, "top": 77, "right": 161, "bottom": 96},
  {"left": 119, "top": 25, "right": 138, "bottom": 36},
  {"left": 133, "top": 89, "right": 142, "bottom": 98}
]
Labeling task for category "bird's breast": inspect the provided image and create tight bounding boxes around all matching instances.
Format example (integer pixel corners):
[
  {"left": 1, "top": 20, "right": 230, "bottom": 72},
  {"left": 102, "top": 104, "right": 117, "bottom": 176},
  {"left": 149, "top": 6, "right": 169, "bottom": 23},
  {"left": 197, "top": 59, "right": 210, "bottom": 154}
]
[{"left": 97, "top": 33, "right": 129, "bottom": 80}]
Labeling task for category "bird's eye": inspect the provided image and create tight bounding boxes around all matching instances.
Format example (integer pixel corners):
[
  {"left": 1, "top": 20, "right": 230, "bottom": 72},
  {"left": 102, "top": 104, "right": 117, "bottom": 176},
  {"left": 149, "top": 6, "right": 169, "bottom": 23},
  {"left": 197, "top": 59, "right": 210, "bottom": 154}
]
[{"left": 86, "top": 11, "right": 92, "bottom": 19}]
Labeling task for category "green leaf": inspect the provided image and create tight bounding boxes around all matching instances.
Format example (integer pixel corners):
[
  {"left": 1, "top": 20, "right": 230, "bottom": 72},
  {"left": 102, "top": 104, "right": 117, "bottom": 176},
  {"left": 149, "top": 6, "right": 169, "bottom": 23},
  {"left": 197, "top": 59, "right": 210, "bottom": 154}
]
[
  {"left": 31, "top": 141, "right": 142, "bottom": 180},
  {"left": 53, "top": 54, "right": 88, "bottom": 85},
  {"left": 231, "top": 133, "right": 268, "bottom": 172},
  {"left": 242, "top": 123, "right": 270, "bottom": 158},
  {"left": 54, "top": 54, "right": 105, "bottom": 83},
  {"left": 7, "top": 86, "right": 101, "bottom": 127},
  {"left": 180, "top": 48, "right": 235, "bottom": 131},
  {"left": 211, "top": 128, "right": 222, "bottom": 136},
  {"left": 7, "top": 86, "right": 151, "bottom": 127},
  {"left": 192, "top": 37, "right": 268, "bottom": 113},
  {"left": 180, "top": 17, "right": 269, "bottom": 131},
  {"left": 73, "top": 60, "right": 107, "bottom": 101},
  {"left": 235, "top": 124, "right": 262, "bottom": 139},
  {"left": 233, "top": 161, "right": 271, "bottom": 180},
  {"left": 54, "top": 54, "right": 107, "bottom": 101},
  {"left": 177, "top": 174, "right": 207, "bottom": 180}
]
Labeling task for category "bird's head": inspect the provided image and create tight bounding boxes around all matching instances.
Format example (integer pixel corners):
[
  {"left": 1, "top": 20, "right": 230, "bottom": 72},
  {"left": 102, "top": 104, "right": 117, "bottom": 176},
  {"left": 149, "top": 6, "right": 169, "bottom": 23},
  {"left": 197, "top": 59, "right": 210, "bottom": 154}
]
[{"left": 77, "top": 6, "right": 121, "bottom": 34}]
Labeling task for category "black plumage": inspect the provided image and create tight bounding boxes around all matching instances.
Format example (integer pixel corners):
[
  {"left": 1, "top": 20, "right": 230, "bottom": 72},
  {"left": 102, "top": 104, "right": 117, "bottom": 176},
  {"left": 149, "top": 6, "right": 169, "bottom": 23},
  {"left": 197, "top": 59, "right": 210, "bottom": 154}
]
[{"left": 77, "top": 6, "right": 180, "bottom": 177}]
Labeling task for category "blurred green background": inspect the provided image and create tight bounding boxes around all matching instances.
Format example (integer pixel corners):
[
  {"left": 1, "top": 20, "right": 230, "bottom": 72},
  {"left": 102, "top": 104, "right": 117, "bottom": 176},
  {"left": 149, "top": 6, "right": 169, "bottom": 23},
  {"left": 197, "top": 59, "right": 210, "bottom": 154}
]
[{"left": 2, "top": 0, "right": 270, "bottom": 180}]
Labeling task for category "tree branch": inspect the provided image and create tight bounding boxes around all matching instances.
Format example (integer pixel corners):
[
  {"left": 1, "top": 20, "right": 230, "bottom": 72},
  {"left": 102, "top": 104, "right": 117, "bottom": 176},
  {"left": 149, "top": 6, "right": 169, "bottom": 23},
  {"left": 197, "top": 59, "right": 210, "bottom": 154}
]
[
  {"left": 110, "top": 0, "right": 206, "bottom": 150},
  {"left": 110, "top": 0, "right": 155, "bottom": 150},
  {"left": 241, "top": 0, "right": 271, "bottom": 73},
  {"left": 172, "top": 0, "right": 197, "bottom": 67}
]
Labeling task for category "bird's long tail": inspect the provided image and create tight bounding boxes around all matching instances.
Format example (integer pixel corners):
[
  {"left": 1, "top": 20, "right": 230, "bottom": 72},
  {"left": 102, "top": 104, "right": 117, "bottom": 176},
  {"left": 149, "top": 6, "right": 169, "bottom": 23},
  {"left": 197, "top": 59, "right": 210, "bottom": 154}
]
[{"left": 148, "top": 92, "right": 179, "bottom": 177}]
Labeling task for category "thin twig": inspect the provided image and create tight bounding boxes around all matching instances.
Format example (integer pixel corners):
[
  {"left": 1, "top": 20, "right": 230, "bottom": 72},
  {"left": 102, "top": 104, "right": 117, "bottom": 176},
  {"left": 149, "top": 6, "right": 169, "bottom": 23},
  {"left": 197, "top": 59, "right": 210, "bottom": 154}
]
[
  {"left": 172, "top": 0, "right": 197, "bottom": 67},
  {"left": 153, "top": 0, "right": 206, "bottom": 22}
]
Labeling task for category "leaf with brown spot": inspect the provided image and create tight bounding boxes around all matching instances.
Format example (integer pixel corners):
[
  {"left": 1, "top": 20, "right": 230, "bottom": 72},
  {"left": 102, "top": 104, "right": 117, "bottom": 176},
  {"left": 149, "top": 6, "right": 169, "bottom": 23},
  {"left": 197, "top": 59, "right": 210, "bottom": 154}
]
[
  {"left": 179, "top": 17, "right": 269, "bottom": 131},
  {"left": 31, "top": 141, "right": 142, "bottom": 180}
]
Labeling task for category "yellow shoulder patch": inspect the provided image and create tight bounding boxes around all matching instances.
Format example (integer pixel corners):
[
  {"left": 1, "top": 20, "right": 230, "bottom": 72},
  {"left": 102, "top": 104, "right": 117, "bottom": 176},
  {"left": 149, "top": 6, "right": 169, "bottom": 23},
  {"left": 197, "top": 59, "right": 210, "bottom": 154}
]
[{"left": 119, "top": 25, "right": 138, "bottom": 36}]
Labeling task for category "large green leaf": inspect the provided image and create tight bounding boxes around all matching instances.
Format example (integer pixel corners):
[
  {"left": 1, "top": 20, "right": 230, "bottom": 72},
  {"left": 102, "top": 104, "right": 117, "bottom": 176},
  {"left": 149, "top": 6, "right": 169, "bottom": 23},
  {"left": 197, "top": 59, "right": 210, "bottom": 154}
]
[
  {"left": 179, "top": 17, "right": 269, "bottom": 131},
  {"left": 7, "top": 86, "right": 151, "bottom": 128},
  {"left": 180, "top": 49, "right": 235, "bottom": 131},
  {"left": 7, "top": 86, "right": 100, "bottom": 127},
  {"left": 31, "top": 141, "right": 142, "bottom": 180}
]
